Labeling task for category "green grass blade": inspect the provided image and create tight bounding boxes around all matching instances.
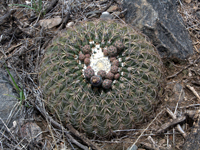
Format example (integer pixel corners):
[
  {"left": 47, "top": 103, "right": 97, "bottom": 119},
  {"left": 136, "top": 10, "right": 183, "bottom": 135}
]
[
  {"left": 5, "top": 67, "right": 20, "bottom": 92},
  {"left": 39, "top": 0, "right": 42, "bottom": 12},
  {"left": 20, "top": 89, "right": 25, "bottom": 100},
  {"left": 32, "top": 0, "right": 37, "bottom": 10},
  {"left": 10, "top": 4, "right": 36, "bottom": 11},
  {"left": 4, "top": 94, "right": 21, "bottom": 100},
  {"left": 5, "top": 66, "right": 25, "bottom": 106},
  {"left": 20, "top": 91, "right": 23, "bottom": 104},
  {"left": 20, "top": 91, "right": 23, "bottom": 101}
]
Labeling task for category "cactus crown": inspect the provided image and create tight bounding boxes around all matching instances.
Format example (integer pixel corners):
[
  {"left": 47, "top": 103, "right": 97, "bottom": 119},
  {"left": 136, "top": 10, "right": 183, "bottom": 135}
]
[{"left": 39, "top": 20, "right": 163, "bottom": 137}]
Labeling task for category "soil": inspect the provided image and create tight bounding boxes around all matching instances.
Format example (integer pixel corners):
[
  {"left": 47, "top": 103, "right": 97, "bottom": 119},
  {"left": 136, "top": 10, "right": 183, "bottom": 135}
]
[{"left": 0, "top": 0, "right": 200, "bottom": 150}]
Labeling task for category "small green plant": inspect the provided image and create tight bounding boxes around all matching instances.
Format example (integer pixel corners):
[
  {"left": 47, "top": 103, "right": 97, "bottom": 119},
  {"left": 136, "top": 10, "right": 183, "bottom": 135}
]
[
  {"left": 10, "top": 0, "right": 43, "bottom": 15},
  {"left": 5, "top": 67, "right": 25, "bottom": 105}
]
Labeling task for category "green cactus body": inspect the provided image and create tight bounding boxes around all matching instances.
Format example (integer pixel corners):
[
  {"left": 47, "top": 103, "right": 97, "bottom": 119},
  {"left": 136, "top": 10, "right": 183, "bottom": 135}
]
[{"left": 39, "top": 20, "right": 163, "bottom": 137}]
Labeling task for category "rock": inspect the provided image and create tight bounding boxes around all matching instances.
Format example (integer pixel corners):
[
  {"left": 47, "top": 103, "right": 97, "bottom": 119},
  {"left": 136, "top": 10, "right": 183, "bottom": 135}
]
[
  {"left": 127, "top": 145, "right": 138, "bottom": 150},
  {"left": 123, "top": 0, "right": 193, "bottom": 59},
  {"left": 0, "top": 69, "right": 20, "bottom": 128},
  {"left": 25, "top": 1, "right": 32, "bottom": 5},
  {"left": 39, "top": 16, "right": 62, "bottom": 29},
  {"left": 20, "top": 122, "right": 42, "bottom": 141},
  {"left": 100, "top": 12, "right": 113, "bottom": 20},
  {"left": 66, "top": 21, "right": 74, "bottom": 28},
  {"left": 184, "top": 0, "right": 191, "bottom": 3}
]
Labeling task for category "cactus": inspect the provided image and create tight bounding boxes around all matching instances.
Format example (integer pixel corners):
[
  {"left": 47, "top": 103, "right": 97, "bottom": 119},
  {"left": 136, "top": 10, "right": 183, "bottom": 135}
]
[{"left": 39, "top": 20, "right": 163, "bottom": 137}]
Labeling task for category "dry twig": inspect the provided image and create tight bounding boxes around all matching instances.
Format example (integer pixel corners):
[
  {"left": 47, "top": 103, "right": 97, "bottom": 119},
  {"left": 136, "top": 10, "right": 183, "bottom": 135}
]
[
  {"left": 32, "top": 98, "right": 101, "bottom": 150},
  {"left": 156, "top": 115, "right": 186, "bottom": 134},
  {"left": 129, "top": 109, "right": 165, "bottom": 149},
  {"left": 0, "top": 9, "right": 16, "bottom": 26},
  {"left": 166, "top": 108, "right": 187, "bottom": 138},
  {"left": 140, "top": 141, "right": 169, "bottom": 150},
  {"left": 186, "top": 84, "right": 200, "bottom": 101},
  {"left": 45, "top": 0, "right": 59, "bottom": 14},
  {"left": 167, "top": 55, "right": 200, "bottom": 79}
]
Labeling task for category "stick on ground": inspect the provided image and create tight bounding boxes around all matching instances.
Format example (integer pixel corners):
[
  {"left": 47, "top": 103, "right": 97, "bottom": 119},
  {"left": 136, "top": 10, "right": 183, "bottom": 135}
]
[{"left": 33, "top": 100, "right": 101, "bottom": 150}]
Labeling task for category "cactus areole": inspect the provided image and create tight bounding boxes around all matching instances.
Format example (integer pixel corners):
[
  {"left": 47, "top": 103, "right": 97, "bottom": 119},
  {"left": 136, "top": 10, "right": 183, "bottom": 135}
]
[{"left": 39, "top": 20, "right": 163, "bottom": 137}]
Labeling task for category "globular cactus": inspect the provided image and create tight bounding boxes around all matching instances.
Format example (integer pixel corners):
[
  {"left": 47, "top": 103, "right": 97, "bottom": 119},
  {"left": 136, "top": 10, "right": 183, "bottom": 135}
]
[{"left": 39, "top": 20, "right": 163, "bottom": 137}]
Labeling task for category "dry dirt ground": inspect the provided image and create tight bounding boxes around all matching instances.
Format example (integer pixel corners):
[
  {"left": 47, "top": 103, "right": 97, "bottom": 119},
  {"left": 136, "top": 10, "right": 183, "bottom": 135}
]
[{"left": 0, "top": 0, "right": 200, "bottom": 150}]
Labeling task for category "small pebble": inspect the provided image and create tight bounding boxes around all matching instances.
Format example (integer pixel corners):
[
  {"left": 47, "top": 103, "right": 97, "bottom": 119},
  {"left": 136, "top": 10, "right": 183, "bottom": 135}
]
[
  {"left": 66, "top": 21, "right": 74, "bottom": 28},
  {"left": 100, "top": 12, "right": 113, "bottom": 20}
]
